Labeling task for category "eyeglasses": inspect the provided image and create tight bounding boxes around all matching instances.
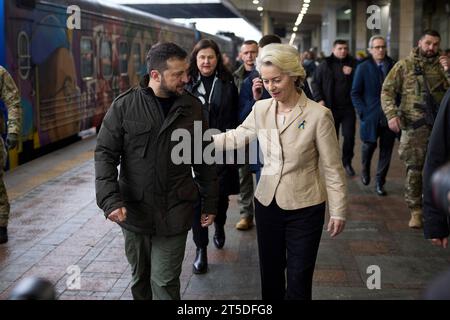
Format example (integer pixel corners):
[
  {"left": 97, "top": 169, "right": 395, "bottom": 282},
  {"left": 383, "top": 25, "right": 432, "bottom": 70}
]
[{"left": 371, "top": 46, "right": 387, "bottom": 50}]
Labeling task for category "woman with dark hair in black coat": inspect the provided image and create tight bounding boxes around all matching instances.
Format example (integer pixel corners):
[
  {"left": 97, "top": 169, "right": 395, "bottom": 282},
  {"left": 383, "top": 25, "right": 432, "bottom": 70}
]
[{"left": 186, "top": 39, "right": 240, "bottom": 274}]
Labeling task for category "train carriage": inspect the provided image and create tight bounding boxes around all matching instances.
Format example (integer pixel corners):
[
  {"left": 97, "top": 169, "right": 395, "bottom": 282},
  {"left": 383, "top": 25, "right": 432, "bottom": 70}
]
[{"left": 0, "top": 0, "right": 235, "bottom": 168}]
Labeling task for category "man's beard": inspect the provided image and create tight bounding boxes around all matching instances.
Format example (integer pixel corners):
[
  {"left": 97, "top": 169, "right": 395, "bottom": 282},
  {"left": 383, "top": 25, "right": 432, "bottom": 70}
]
[
  {"left": 160, "top": 77, "right": 182, "bottom": 97},
  {"left": 420, "top": 48, "right": 438, "bottom": 58}
]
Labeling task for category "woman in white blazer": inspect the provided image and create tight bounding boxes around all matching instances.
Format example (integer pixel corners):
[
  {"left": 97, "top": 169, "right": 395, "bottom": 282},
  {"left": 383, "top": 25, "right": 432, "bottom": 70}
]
[{"left": 213, "top": 43, "right": 348, "bottom": 300}]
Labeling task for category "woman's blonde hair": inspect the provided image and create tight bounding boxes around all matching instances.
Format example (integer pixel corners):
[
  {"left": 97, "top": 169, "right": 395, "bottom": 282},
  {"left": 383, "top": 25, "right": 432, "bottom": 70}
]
[{"left": 256, "top": 43, "right": 306, "bottom": 85}]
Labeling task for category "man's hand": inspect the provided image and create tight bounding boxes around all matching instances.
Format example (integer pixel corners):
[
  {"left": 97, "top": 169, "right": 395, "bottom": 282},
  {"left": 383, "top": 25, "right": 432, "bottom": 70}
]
[
  {"left": 388, "top": 117, "right": 401, "bottom": 133},
  {"left": 327, "top": 218, "right": 345, "bottom": 238},
  {"left": 252, "top": 78, "right": 264, "bottom": 101},
  {"left": 431, "top": 238, "right": 448, "bottom": 248},
  {"left": 439, "top": 55, "right": 449, "bottom": 72},
  {"left": 6, "top": 133, "right": 18, "bottom": 149},
  {"left": 200, "top": 213, "right": 215, "bottom": 227},
  {"left": 107, "top": 207, "right": 127, "bottom": 223},
  {"left": 318, "top": 100, "right": 325, "bottom": 106}
]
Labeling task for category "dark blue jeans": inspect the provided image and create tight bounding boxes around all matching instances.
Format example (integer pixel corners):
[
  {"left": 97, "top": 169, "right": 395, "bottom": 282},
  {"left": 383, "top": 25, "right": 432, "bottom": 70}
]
[{"left": 255, "top": 198, "right": 325, "bottom": 300}]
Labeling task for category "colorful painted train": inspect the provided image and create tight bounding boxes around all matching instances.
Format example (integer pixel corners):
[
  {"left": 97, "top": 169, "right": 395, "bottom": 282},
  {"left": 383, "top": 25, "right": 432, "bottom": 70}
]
[{"left": 0, "top": 0, "right": 237, "bottom": 168}]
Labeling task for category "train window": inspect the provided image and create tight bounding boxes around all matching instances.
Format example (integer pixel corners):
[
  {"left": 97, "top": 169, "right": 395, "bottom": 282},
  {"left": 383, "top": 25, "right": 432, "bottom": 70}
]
[
  {"left": 132, "top": 43, "right": 141, "bottom": 73},
  {"left": 101, "top": 39, "right": 113, "bottom": 79},
  {"left": 80, "top": 37, "right": 94, "bottom": 79},
  {"left": 119, "top": 41, "right": 128, "bottom": 75},
  {"left": 16, "top": 0, "right": 36, "bottom": 9},
  {"left": 17, "top": 31, "right": 31, "bottom": 80}
]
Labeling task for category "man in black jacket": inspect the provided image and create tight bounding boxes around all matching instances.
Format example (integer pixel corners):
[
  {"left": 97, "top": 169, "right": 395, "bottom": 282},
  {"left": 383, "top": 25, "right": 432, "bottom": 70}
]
[
  {"left": 95, "top": 43, "right": 218, "bottom": 300},
  {"left": 423, "top": 88, "right": 450, "bottom": 248},
  {"left": 312, "top": 39, "right": 358, "bottom": 176}
]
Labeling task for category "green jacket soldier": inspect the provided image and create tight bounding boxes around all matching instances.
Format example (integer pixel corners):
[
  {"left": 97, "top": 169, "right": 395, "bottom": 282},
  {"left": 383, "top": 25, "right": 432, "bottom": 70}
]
[
  {"left": 0, "top": 65, "right": 22, "bottom": 244},
  {"left": 381, "top": 30, "right": 450, "bottom": 229},
  {"left": 232, "top": 40, "right": 258, "bottom": 93}
]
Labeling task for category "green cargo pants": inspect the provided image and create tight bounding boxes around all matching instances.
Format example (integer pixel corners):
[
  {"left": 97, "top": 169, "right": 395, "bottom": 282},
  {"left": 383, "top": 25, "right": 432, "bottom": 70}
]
[
  {"left": 0, "top": 137, "right": 10, "bottom": 227},
  {"left": 122, "top": 228, "right": 188, "bottom": 300}
]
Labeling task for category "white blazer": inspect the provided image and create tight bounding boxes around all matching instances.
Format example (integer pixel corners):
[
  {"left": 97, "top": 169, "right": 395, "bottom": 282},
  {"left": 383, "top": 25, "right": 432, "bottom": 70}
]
[{"left": 213, "top": 92, "right": 348, "bottom": 220}]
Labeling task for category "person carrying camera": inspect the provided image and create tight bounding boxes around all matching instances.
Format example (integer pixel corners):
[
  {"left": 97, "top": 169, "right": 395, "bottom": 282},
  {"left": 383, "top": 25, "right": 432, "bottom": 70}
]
[{"left": 423, "top": 88, "right": 450, "bottom": 248}]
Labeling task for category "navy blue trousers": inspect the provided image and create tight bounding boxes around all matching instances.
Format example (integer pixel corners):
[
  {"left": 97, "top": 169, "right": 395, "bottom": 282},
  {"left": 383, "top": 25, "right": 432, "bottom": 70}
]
[{"left": 255, "top": 198, "right": 325, "bottom": 300}]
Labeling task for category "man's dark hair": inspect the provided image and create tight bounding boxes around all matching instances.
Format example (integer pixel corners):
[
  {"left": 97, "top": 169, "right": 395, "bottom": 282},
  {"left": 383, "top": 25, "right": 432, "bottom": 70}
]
[
  {"left": 188, "top": 38, "right": 232, "bottom": 82},
  {"left": 146, "top": 42, "right": 187, "bottom": 74},
  {"left": 258, "top": 34, "right": 282, "bottom": 48},
  {"left": 420, "top": 29, "right": 441, "bottom": 40},
  {"left": 242, "top": 40, "right": 258, "bottom": 47},
  {"left": 333, "top": 39, "right": 348, "bottom": 47}
]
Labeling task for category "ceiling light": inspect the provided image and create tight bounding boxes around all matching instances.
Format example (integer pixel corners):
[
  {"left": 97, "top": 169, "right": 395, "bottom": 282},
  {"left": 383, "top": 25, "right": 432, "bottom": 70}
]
[
  {"left": 293, "top": 26, "right": 298, "bottom": 32},
  {"left": 344, "top": 9, "right": 351, "bottom": 14},
  {"left": 257, "top": 6, "right": 263, "bottom": 11},
  {"left": 252, "top": 0, "right": 259, "bottom": 4}
]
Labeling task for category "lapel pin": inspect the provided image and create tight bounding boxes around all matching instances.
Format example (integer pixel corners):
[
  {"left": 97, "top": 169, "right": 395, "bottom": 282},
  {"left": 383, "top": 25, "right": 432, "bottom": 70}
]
[{"left": 298, "top": 120, "right": 306, "bottom": 129}]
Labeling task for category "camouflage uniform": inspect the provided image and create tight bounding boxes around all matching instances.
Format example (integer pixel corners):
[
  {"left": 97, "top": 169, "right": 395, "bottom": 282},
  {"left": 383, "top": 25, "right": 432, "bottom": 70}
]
[
  {"left": 0, "top": 66, "right": 22, "bottom": 227},
  {"left": 381, "top": 48, "right": 450, "bottom": 213}
]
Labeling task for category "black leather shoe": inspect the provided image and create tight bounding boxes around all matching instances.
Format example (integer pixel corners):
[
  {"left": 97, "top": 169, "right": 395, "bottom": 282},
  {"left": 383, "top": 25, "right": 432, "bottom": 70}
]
[
  {"left": 376, "top": 183, "right": 387, "bottom": 196},
  {"left": 344, "top": 164, "right": 355, "bottom": 177},
  {"left": 213, "top": 225, "right": 225, "bottom": 249},
  {"left": 193, "top": 247, "right": 208, "bottom": 274},
  {"left": 0, "top": 226, "right": 7, "bottom": 244},
  {"left": 361, "top": 171, "right": 370, "bottom": 185}
]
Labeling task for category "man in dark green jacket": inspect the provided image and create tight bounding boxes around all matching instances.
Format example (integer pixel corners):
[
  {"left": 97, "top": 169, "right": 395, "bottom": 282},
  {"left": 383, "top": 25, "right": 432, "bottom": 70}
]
[{"left": 95, "top": 43, "right": 218, "bottom": 300}]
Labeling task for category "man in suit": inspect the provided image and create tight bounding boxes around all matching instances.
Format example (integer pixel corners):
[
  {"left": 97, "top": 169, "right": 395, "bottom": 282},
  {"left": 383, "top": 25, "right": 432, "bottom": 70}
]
[
  {"left": 351, "top": 35, "right": 396, "bottom": 196},
  {"left": 95, "top": 43, "right": 218, "bottom": 300}
]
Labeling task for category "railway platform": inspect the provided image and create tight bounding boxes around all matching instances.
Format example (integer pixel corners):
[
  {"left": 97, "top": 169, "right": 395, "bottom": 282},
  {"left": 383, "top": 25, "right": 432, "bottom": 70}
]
[{"left": 0, "top": 135, "right": 449, "bottom": 300}]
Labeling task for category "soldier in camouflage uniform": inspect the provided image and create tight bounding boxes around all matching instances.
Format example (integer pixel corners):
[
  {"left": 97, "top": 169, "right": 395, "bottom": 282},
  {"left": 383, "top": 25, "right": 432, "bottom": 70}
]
[
  {"left": 0, "top": 65, "right": 22, "bottom": 244},
  {"left": 381, "top": 30, "right": 450, "bottom": 229}
]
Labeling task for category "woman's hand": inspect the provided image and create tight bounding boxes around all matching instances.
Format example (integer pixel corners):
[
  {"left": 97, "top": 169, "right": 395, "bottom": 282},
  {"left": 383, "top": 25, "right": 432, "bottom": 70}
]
[
  {"left": 252, "top": 77, "right": 264, "bottom": 101},
  {"left": 327, "top": 218, "right": 345, "bottom": 238}
]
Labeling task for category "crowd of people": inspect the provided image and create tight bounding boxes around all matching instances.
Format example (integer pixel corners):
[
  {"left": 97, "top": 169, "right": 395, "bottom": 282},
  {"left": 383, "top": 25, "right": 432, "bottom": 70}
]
[
  {"left": 93, "top": 29, "right": 450, "bottom": 300},
  {"left": 1, "top": 27, "right": 449, "bottom": 301}
]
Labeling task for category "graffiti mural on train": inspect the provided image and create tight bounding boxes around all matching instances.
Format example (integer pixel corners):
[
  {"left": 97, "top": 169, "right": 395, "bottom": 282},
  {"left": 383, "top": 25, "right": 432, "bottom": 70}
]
[{"left": 1, "top": 0, "right": 238, "bottom": 168}]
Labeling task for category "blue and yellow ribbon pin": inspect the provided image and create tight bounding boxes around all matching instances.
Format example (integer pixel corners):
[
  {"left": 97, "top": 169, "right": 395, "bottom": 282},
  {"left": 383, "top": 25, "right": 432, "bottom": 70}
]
[{"left": 298, "top": 120, "right": 306, "bottom": 129}]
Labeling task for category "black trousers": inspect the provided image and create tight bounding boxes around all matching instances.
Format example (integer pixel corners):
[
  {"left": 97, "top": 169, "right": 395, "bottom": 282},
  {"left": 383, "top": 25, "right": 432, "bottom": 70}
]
[
  {"left": 361, "top": 125, "right": 396, "bottom": 186},
  {"left": 332, "top": 108, "right": 356, "bottom": 166},
  {"left": 192, "top": 194, "right": 229, "bottom": 248},
  {"left": 254, "top": 198, "right": 325, "bottom": 300}
]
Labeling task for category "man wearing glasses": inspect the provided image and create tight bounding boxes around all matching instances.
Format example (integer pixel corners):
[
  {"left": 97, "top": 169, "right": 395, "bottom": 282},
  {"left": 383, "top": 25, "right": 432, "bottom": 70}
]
[{"left": 351, "top": 36, "right": 396, "bottom": 197}]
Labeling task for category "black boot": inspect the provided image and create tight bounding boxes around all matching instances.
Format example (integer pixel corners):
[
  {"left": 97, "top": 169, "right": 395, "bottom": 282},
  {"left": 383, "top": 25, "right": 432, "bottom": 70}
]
[
  {"left": 361, "top": 142, "right": 375, "bottom": 185},
  {"left": 376, "top": 182, "right": 387, "bottom": 196},
  {"left": 213, "top": 224, "right": 225, "bottom": 249},
  {"left": 361, "top": 168, "right": 370, "bottom": 185},
  {"left": 193, "top": 247, "right": 208, "bottom": 274},
  {"left": 344, "top": 164, "right": 355, "bottom": 177},
  {"left": 0, "top": 226, "right": 8, "bottom": 244}
]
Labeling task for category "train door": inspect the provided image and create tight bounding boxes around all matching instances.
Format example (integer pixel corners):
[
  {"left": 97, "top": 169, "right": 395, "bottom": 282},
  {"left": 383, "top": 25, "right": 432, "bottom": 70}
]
[{"left": 5, "top": 1, "right": 35, "bottom": 166}]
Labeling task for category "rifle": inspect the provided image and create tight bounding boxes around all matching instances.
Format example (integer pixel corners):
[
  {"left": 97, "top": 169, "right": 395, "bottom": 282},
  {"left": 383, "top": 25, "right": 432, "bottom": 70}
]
[{"left": 411, "top": 64, "right": 439, "bottom": 129}]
